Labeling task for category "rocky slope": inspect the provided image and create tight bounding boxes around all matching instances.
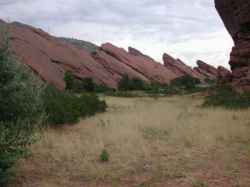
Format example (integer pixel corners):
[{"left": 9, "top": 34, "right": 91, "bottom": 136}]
[
  {"left": 215, "top": 0, "right": 250, "bottom": 91},
  {"left": 163, "top": 54, "right": 218, "bottom": 81},
  {"left": 0, "top": 19, "right": 225, "bottom": 89}
]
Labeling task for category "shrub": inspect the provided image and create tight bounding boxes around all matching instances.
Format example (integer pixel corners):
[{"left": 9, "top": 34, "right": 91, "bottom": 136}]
[
  {"left": 203, "top": 86, "right": 250, "bottom": 109},
  {"left": 118, "top": 74, "right": 147, "bottom": 91},
  {"left": 77, "top": 93, "right": 107, "bottom": 116},
  {"left": 64, "top": 71, "right": 109, "bottom": 93},
  {"left": 0, "top": 27, "right": 44, "bottom": 185},
  {"left": 170, "top": 75, "right": 200, "bottom": 90},
  {"left": 82, "top": 78, "right": 95, "bottom": 92},
  {"left": 64, "top": 71, "right": 75, "bottom": 91},
  {"left": 43, "top": 85, "right": 81, "bottom": 125},
  {"left": 43, "top": 86, "right": 107, "bottom": 125},
  {"left": 99, "top": 149, "right": 109, "bottom": 162}
]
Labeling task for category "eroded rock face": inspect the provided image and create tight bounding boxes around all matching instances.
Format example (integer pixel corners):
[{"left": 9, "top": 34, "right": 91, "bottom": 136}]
[
  {"left": 5, "top": 21, "right": 122, "bottom": 90},
  {"left": 163, "top": 53, "right": 204, "bottom": 79},
  {"left": 217, "top": 66, "right": 232, "bottom": 84},
  {"left": 0, "top": 19, "right": 225, "bottom": 90},
  {"left": 92, "top": 49, "right": 150, "bottom": 87},
  {"left": 215, "top": 0, "right": 250, "bottom": 91},
  {"left": 101, "top": 43, "right": 179, "bottom": 84},
  {"left": 196, "top": 60, "right": 218, "bottom": 77}
]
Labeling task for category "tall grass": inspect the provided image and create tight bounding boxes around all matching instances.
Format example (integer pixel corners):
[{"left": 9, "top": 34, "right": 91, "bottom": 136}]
[{"left": 11, "top": 96, "right": 250, "bottom": 186}]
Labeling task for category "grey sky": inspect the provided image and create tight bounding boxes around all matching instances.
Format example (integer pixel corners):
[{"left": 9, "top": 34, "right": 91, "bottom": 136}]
[{"left": 0, "top": 0, "right": 233, "bottom": 68}]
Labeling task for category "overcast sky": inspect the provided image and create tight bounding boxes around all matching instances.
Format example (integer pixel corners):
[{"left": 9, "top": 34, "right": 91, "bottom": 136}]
[{"left": 0, "top": 0, "right": 233, "bottom": 68}]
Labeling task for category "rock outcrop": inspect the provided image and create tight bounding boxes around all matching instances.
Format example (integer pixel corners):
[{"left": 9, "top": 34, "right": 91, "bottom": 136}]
[
  {"left": 163, "top": 54, "right": 222, "bottom": 81},
  {"left": 163, "top": 53, "right": 204, "bottom": 79},
  {"left": 196, "top": 60, "right": 218, "bottom": 78},
  {"left": 92, "top": 49, "right": 150, "bottom": 87},
  {"left": 215, "top": 0, "right": 250, "bottom": 91},
  {"left": 5, "top": 21, "right": 121, "bottom": 90},
  {"left": 217, "top": 66, "right": 232, "bottom": 84},
  {"left": 0, "top": 19, "right": 226, "bottom": 90},
  {"left": 101, "top": 43, "right": 179, "bottom": 84}
]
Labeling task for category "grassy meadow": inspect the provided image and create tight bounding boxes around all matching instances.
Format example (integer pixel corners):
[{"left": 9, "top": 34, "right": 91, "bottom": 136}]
[{"left": 9, "top": 95, "right": 250, "bottom": 187}]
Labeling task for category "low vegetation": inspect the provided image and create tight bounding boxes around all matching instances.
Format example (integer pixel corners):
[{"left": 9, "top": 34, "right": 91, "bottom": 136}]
[
  {"left": 64, "top": 71, "right": 111, "bottom": 93},
  {"left": 116, "top": 74, "right": 204, "bottom": 96},
  {"left": 10, "top": 96, "right": 250, "bottom": 186},
  {"left": 43, "top": 86, "right": 106, "bottom": 125},
  {"left": 99, "top": 149, "right": 109, "bottom": 162},
  {"left": 203, "top": 86, "right": 250, "bottom": 109},
  {"left": 118, "top": 74, "right": 146, "bottom": 91}
]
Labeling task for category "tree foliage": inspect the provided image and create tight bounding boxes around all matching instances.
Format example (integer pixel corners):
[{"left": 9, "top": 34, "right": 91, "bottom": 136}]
[{"left": 0, "top": 27, "right": 44, "bottom": 185}]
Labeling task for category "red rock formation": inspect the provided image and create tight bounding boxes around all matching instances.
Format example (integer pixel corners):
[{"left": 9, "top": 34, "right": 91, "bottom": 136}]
[
  {"left": 4, "top": 21, "right": 123, "bottom": 90},
  {"left": 217, "top": 66, "right": 232, "bottom": 84},
  {"left": 128, "top": 47, "right": 154, "bottom": 61},
  {"left": 196, "top": 60, "right": 218, "bottom": 77},
  {"left": 163, "top": 53, "right": 203, "bottom": 79},
  {"left": 0, "top": 19, "right": 225, "bottom": 90},
  {"left": 92, "top": 49, "right": 150, "bottom": 87},
  {"left": 192, "top": 60, "right": 218, "bottom": 80},
  {"left": 215, "top": 0, "right": 250, "bottom": 91},
  {"left": 101, "top": 43, "right": 178, "bottom": 84}
]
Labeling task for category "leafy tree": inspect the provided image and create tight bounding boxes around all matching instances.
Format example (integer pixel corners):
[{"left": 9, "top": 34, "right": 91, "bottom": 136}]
[
  {"left": 64, "top": 71, "right": 97, "bottom": 92},
  {"left": 64, "top": 71, "right": 75, "bottom": 90},
  {"left": 118, "top": 74, "right": 131, "bottom": 91},
  {"left": 43, "top": 85, "right": 107, "bottom": 125},
  {"left": 118, "top": 74, "right": 146, "bottom": 91},
  {"left": 0, "top": 27, "right": 44, "bottom": 185},
  {"left": 170, "top": 75, "right": 200, "bottom": 90},
  {"left": 82, "top": 78, "right": 95, "bottom": 92}
]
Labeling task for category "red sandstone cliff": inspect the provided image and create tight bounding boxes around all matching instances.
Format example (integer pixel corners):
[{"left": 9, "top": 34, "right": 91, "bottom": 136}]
[
  {"left": 0, "top": 19, "right": 224, "bottom": 89},
  {"left": 215, "top": 0, "right": 250, "bottom": 91}
]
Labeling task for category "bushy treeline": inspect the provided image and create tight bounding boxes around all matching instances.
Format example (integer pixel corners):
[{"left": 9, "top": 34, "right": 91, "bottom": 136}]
[
  {"left": 203, "top": 86, "right": 250, "bottom": 109},
  {"left": 0, "top": 29, "right": 107, "bottom": 185},
  {"left": 43, "top": 86, "right": 106, "bottom": 125},
  {"left": 118, "top": 74, "right": 146, "bottom": 91},
  {"left": 64, "top": 71, "right": 112, "bottom": 93},
  {"left": 64, "top": 71, "right": 205, "bottom": 96},
  {"left": 117, "top": 74, "right": 202, "bottom": 95}
]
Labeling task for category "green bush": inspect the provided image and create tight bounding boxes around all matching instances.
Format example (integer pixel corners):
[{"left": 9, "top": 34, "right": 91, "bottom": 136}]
[
  {"left": 203, "top": 86, "right": 250, "bottom": 109},
  {"left": 170, "top": 75, "right": 200, "bottom": 90},
  {"left": 77, "top": 94, "right": 107, "bottom": 116},
  {"left": 43, "top": 86, "right": 80, "bottom": 125},
  {"left": 118, "top": 74, "right": 147, "bottom": 91},
  {"left": 99, "top": 149, "right": 109, "bottom": 162},
  {"left": 64, "top": 71, "right": 110, "bottom": 93},
  {"left": 0, "top": 28, "right": 44, "bottom": 185},
  {"left": 43, "top": 86, "right": 107, "bottom": 126}
]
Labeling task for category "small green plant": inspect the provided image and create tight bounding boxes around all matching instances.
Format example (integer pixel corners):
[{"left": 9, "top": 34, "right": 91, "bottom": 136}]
[{"left": 100, "top": 149, "right": 109, "bottom": 162}]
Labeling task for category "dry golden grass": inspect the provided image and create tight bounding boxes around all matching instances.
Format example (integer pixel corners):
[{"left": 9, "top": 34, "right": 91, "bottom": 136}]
[{"left": 9, "top": 95, "right": 250, "bottom": 187}]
